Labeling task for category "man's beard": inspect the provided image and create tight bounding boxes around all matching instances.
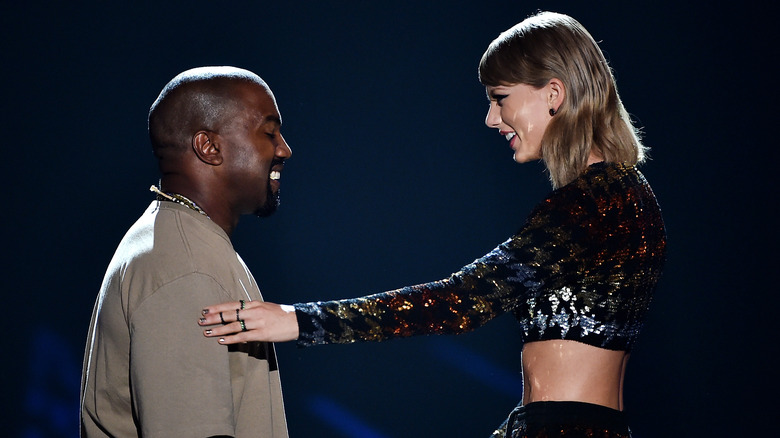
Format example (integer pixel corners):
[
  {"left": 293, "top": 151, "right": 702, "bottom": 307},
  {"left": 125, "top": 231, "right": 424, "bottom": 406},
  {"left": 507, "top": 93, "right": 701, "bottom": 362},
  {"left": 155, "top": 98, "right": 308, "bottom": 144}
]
[{"left": 254, "top": 185, "right": 280, "bottom": 218}]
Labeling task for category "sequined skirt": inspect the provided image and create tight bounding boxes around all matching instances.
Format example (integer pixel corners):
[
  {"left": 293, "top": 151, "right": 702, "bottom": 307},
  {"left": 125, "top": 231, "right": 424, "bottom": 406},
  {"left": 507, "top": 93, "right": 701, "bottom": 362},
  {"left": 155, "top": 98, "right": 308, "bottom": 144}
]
[{"left": 503, "top": 401, "right": 631, "bottom": 438}]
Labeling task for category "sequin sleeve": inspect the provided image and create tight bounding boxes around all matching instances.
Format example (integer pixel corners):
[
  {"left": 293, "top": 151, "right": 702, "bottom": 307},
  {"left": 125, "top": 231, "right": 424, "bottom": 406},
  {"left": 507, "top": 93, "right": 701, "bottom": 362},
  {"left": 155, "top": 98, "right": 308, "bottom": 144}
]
[
  {"left": 294, "top": 228, "right": 541, "bottom": 347},
  {"left": 295, "top": 163, "right": 665, "bottom": 350}
]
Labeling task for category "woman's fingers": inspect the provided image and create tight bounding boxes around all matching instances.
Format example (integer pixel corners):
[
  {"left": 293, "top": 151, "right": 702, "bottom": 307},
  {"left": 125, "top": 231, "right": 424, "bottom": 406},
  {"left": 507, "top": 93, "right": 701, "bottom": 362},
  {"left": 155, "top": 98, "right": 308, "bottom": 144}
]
[
  {"left": 199, "top": 301, "right": 299, "bottom": 343},
  {"left": 215, "top": 332, "right": 255, "bottom": 345},
  {"left": 201, "top": 308, "right": 272, "bottom": 342},
  {"left": 201, "top": 320, "right": 254, "bottom": 345},
  {"left": 198, "top": 300, "right": 260, "bottom": 325},
  {"left": 203, "top": 321, "right": 243, "bottom": 337}
]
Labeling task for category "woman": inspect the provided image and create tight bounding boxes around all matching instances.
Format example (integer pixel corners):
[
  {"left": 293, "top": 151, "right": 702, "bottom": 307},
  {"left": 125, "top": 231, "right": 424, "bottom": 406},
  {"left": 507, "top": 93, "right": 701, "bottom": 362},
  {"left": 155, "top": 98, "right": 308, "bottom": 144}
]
[{"left": 198, "top": 11, "right": 665, "bottom": 438}]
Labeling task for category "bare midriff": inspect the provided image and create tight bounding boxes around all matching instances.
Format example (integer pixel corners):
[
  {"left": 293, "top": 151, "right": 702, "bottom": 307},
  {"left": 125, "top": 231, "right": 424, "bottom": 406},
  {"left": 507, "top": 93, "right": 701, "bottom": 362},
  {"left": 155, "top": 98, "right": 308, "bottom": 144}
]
[{"left": 521, "top": 339, "right": 629, "bottom": 410}]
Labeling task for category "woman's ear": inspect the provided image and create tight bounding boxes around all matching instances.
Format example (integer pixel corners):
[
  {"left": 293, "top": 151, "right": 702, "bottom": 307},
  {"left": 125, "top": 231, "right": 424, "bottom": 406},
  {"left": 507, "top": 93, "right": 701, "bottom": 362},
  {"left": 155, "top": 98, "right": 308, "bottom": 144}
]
[
  {"left": 192, "top": 131, "right": 223, "bottom": 166},
  {"left": 548, "top": 78, "right": 566, "bottom": 113}
]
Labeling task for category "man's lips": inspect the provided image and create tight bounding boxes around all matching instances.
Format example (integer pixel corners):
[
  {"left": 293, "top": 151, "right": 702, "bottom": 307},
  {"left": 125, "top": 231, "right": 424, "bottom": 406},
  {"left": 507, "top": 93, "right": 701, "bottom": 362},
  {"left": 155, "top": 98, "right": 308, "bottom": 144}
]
[{"left": 270, "top": 162, "right": 284, "bottom": 182}]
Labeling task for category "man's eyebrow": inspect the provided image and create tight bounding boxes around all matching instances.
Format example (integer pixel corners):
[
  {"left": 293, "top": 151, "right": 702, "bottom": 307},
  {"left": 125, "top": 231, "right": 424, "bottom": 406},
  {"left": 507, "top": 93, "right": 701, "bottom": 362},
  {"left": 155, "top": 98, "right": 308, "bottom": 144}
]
[{"left": 262, "top": 115, "right": 282, "bottom": 127}]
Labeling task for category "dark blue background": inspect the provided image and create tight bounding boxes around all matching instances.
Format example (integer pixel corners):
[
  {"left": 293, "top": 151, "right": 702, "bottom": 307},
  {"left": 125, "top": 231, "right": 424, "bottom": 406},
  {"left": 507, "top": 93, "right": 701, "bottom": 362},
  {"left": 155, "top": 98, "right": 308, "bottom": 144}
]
[{"left": 3, "top": 1, "right": 774, "bottom": 436}]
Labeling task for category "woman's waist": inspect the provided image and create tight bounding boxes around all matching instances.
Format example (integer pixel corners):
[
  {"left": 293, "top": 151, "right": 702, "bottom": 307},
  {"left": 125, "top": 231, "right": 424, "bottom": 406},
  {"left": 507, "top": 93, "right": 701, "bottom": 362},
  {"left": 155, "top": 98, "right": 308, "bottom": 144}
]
[{"left": 521, "top": 339, "right": 628, "bottom": 410}]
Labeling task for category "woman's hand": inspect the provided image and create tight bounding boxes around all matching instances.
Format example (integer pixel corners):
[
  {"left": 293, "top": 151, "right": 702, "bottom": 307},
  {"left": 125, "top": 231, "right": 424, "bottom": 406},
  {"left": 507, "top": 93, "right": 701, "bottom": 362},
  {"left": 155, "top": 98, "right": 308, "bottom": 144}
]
[{"left": 198, "top": 300, "right": 299, "bottom": 344}]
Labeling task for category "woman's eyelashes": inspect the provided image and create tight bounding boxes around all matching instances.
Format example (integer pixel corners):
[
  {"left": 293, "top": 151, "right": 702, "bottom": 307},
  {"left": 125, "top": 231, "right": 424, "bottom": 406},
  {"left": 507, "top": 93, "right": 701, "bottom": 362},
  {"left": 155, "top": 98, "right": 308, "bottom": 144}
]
[{"left": 493, "top": 94, "right": 508, "bottom": 106}]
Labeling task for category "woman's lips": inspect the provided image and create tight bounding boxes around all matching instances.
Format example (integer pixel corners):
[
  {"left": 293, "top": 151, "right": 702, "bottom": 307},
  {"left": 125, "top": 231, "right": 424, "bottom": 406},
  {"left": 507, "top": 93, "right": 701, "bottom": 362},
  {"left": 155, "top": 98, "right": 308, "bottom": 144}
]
[{"left": 503, "top": 131, "right": 517, "bottom": 149}]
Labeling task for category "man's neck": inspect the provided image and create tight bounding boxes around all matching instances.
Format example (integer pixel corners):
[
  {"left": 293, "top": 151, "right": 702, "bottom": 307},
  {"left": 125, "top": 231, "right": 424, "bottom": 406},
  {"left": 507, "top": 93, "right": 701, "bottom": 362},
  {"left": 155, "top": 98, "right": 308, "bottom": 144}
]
[{"left": 158, "top": 176, "right": 238, "bottom": 237}]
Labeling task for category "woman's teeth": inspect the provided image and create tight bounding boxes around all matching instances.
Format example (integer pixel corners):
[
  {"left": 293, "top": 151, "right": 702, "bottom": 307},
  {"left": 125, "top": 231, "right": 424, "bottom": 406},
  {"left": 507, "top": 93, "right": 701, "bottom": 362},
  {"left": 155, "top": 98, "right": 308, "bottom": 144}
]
[
  {"left": 505, "top": 132, "right": 516, "bottom": 141},
  {"left": 270, "top": 171, "right": 280, "bottom": 180}
]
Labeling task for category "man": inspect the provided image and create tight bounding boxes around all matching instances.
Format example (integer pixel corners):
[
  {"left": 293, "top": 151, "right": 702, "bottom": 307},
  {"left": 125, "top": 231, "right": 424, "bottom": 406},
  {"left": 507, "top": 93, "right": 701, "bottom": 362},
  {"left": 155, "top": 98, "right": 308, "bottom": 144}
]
[{"left": 80, "top": 66, "right": 291, "bottom": 437}]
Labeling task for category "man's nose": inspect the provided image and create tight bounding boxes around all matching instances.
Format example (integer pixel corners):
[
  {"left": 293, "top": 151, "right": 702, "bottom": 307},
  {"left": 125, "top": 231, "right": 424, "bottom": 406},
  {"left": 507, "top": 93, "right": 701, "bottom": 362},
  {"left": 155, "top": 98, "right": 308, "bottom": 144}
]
[{"left": 277, "top": 134, "right": 292, "bottom": 159}]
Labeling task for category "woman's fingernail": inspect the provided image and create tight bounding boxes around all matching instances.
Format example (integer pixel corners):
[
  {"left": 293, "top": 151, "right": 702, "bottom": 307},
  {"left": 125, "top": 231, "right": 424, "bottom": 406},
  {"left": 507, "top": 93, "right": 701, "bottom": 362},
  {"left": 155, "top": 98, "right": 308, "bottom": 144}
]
[
  {"left": 202, "top": 309, "right": 209, "bottom": 315},
  {"left": 219, "top": 338, "right": 226, "bottom": 343},
  {"left": 199, "top": 318, "right": 206, "bottom": 324},
  {"left": 205, "top": 329, "right": 212, "bottom": 335}
]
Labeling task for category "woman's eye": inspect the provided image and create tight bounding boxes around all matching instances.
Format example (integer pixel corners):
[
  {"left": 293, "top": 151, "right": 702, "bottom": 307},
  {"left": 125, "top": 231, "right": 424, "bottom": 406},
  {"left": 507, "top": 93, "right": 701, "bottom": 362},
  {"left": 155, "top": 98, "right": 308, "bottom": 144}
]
[{"left": 494, "top": 95, "right": 508, "bottom": 106}]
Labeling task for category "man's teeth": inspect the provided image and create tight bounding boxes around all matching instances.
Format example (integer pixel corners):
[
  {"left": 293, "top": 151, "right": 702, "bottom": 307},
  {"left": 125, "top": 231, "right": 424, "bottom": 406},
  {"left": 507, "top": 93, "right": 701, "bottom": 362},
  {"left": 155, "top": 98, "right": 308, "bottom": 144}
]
[
  {"left": 270, "top": 171, "right": 280, "bottom": 180},
  {"left": 505, "top": 132, "right": 516, "bottom": 141}
]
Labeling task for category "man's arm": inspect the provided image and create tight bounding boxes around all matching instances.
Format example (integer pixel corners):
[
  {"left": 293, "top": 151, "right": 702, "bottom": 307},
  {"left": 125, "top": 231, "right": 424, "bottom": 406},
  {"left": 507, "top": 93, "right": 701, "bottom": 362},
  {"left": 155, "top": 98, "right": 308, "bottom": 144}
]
[{"left": 130, "top": 274, "right": 236, "bottom": 438}]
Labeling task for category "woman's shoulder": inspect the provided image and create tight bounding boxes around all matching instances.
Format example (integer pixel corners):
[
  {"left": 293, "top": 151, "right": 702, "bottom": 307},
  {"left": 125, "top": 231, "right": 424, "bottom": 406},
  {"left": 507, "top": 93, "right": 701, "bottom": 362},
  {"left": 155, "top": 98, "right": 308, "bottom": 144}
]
[
  {"left": 572, "top": 161, "right": 645, "bottom": 190},
  {"left": 547, "top": 161, "right": 651, "bottom": 204},
  {"left": 526, "top": 161, "right": 655, "bottom": 227}
]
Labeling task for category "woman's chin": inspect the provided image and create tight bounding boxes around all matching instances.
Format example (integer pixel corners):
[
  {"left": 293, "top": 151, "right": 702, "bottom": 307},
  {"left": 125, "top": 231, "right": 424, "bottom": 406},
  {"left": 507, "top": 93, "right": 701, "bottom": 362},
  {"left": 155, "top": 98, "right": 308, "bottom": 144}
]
[{"left": 513, "top": 153, "right": 537, "bottom": 164}]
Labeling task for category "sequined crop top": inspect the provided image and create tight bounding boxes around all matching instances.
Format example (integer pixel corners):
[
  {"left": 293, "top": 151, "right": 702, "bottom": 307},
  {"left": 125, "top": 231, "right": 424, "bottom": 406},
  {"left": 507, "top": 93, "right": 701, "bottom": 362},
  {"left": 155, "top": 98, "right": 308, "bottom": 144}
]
[{"left": 295, "top": 162, "right": 666, "bottom": 351}]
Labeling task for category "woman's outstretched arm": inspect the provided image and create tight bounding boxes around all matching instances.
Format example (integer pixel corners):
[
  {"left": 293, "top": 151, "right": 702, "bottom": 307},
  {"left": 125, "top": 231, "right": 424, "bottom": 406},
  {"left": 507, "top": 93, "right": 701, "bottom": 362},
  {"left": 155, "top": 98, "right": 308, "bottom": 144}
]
[{"left": 198, "top": 180, "right": 594, "bottom": 347}]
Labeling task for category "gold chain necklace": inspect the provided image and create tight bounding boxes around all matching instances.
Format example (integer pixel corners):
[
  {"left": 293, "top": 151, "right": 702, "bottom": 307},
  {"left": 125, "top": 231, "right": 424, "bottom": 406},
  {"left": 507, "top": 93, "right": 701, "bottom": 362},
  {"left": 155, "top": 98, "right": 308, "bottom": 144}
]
[{"left": 149, "top": 185, "right": 210, "bottom": 218}]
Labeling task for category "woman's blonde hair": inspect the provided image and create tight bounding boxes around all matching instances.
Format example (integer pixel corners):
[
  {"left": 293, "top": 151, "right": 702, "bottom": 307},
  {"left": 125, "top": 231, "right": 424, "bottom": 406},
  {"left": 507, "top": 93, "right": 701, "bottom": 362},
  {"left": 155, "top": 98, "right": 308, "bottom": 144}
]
[{"left": 479, "top": 12, "right": 646, "bottom": 188}]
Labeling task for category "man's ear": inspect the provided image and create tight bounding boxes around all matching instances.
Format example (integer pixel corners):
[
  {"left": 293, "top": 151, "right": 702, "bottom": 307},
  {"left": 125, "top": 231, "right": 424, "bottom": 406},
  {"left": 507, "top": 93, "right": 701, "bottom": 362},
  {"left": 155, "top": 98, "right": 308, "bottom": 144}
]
[{"left": 192, "top": 131, "right": 223, "bottom": 166}]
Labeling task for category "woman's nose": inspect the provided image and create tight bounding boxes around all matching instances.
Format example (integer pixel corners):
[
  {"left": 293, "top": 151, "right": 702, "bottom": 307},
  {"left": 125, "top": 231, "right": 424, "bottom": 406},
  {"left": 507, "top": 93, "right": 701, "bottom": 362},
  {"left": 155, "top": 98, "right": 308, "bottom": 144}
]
[{"left": 485, "top": 103, "right": 501, "bottom": 128}]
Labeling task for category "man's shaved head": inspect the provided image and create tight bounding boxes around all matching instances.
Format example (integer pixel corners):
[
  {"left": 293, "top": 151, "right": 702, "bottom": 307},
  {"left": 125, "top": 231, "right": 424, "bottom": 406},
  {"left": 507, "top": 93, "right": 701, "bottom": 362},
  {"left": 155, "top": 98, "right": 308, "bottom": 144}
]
[{"left": 148, "top": 66, "right": 270, "bottom": 158}]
